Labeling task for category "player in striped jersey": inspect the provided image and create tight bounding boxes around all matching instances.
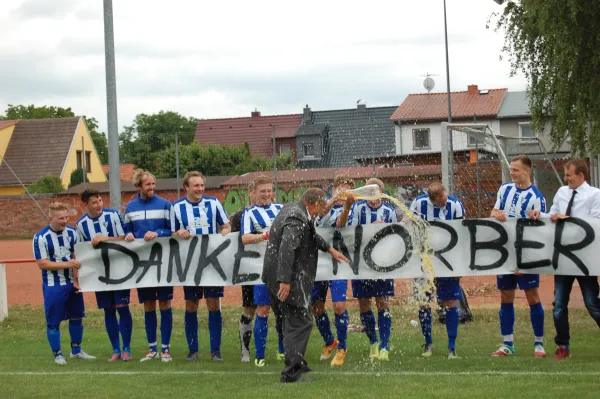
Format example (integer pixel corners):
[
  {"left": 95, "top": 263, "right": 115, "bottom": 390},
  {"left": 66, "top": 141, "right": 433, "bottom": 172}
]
[
  {"left": 311, "top": 173, "right": 354, "bottom": 367},
  {"left": 410, "top": 182, "right": 465, "bottom": 359},
  {"left": 123, "top": 169, "right": 174, "bottom": 362},
  {"left": 33, "top": 202, "right": 95, "bottom": 365},
  {"left": 76, "top": 189, "right": 133, "bottom": 362},
  {"left": 490, "top": 155, "right": 547, "bottom": 358},
  {"left": 171, "top": 171, "right": 231, "bottom": 361},
  {"left": 338, "top": 177, "right": 397, "bottom": 361},
  {"left": 240, "top": 175, "right": 284, "bottom": 367}
]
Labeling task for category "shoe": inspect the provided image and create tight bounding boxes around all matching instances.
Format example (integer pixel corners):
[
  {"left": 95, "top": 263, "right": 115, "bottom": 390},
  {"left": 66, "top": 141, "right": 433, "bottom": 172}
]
[
  {"left": 186, "top": 352, "right": 199, "bottom": 361},
  {"left": 161, "top": 350, "right": 172, "bottom": 363},
  {"left": 422, "top": 343, "right": 434, "bottom": 358},
  {"left": 492, "top": 344, "right": 516, "bottom": 357},
  {"left": 302, "top": 364, "right": 312, "bottom": 374},
  {"left": 276, "top": 352, "right": 285, "bottom": 361},
  {"left": 320, "top": 338, "right": 339, "bottom": 360},
  {"left": 448, "top": 348, "right": 460, "bottom": 359},
  {"left": 108, "top": 352, "right": 121, "bottom": 363},
  {"left": 369, "top": 343, "right": 380, "bottom": 359},
  {"left": 140, "top": 350, "right": 158, "bottom": 362},
  {"left": 210, "top": 351, "right": 222, "bottom": 361},
  {"left": 552, "top": 345, "right": 571, "bottom": 360},
  {"left": 534, "top": 344, "right": 547, "bottom": 358},
  {"left": 330, "top": 349, "right": 347, "bottom": 367},
  {"left": 70, "top": 350, "right": 96, "bottom": 360},
  {"left": 122, "top": 351, "right": 132, "bottom": 362},
  {"left": 255, "top": 358, "right": 266, "bottom": 367},
  {"left": 379, "top": 349, "right": 390, "bottom": 361},
  {"left": 241, "top": 349, "right": 251, "bottom": 363},
  {"left": 54, "top": 354, "right": 67, "bottom": 365}
]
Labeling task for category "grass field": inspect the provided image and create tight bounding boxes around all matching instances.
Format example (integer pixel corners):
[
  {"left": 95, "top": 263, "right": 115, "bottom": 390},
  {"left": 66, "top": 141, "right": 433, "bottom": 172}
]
[{"left": 1, "top": 305, "right": 599, "bottom": 398}]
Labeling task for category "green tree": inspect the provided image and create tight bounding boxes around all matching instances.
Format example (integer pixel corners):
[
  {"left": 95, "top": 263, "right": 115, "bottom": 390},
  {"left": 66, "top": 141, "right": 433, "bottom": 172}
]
[
  {"left": 69, "top": 168, "right": 85, "bottom": 188},
  {"left": 492, "top": 0, "right": 600, "bottom": 155},
  {"left": 28, "top": 175, "right": 65, "bottom": 194}
]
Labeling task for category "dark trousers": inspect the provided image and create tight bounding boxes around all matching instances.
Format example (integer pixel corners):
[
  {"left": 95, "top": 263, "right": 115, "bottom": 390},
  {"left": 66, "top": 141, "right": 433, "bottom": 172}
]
[
  {"left": 553, "top": 275, "right": 600, "bottom": 346},
  {"left": 269, "top": 291, "right": 313, "bottom": 383}
]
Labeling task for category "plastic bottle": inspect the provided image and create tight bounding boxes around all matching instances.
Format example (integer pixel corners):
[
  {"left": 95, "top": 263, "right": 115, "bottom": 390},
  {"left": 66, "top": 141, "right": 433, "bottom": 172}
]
[{"left": 340, "top": 184, "right": 382, "bottom": 200}]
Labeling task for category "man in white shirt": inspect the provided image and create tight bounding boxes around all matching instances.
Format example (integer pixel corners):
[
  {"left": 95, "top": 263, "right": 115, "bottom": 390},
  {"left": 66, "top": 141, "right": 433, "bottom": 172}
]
[{"left": 529, "top": 159, "right": 600, "bottom": 360}]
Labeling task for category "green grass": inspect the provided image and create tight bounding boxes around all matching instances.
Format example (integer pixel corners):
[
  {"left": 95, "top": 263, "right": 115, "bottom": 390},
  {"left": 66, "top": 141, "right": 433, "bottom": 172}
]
[{"left": 1, "top": 305, "right": 599, "bottom": 398}]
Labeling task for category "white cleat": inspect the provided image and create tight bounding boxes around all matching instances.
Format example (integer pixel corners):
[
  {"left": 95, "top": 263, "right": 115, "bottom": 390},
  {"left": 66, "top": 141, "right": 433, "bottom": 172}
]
[
  {"left": 70, "top": 350, "right": 96, "bottom": 360},
  {"left": 241, "top": 349, "right": 251, "bottom": 363},
  {"left": 54, "top": 355, "right": 67, "bottom": 365},
  {"left": 140, "top": 350, "right": 159, "bottom": 362}
]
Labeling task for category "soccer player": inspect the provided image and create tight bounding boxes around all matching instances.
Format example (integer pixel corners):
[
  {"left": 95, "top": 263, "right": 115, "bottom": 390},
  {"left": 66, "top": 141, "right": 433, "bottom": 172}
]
[
  {"left": 490, "top": 155, "right": 547, "bottom": 358},
  {"left": 123, "top": 169, "right": 174, "bottom": 362},
  {"left": 33, "top": 202, "right": 96, "bottom": 365},
  {"left": 240, "top": 175, "right": 283, "bottom": 367},
  {"left": 76, "top": 189, "right": 133, "bottom": 362},
  {"left": 410, "top": 182, "right": 465, "bottom": 359},
  {"left": 337, "top": 177, "right": 397, "bottom": 361},
  {"left": 171, "top": 171, "right": 231, "bottom": 361},
  {"left": 311, "top": 173, "right": 354, "bottom": 367}
]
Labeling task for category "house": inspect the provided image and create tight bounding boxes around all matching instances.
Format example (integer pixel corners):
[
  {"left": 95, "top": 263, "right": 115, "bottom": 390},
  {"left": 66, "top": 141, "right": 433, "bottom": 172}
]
[
  {"left": 0, "top": 117, "right": 106, "bottom": 195},
  {"left": 102, "top": 163, "right": 137, "bottom": 181}
]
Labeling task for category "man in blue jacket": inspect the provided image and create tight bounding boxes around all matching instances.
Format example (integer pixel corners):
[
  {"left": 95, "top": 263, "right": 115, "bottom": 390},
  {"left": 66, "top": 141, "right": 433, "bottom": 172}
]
[{"left": 123, "top": 169, "right": 174, "bottom": 362}]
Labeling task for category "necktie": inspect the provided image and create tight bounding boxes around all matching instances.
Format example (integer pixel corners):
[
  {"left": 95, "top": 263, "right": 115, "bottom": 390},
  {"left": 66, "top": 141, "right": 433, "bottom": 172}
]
[{"left": 565, "top": 190, "right": 577, "bottom": 217}]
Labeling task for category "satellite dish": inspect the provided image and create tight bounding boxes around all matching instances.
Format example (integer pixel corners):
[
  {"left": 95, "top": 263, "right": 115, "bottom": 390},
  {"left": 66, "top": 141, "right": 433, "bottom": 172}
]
[{"left": 423, "top": 77, "right": 435, "bottom": 93}]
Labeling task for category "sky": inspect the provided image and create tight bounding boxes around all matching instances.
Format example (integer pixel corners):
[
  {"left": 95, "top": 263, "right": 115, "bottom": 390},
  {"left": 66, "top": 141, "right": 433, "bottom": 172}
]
[{"left": 0, "top": 0, "right": 526, "bottom": 133}]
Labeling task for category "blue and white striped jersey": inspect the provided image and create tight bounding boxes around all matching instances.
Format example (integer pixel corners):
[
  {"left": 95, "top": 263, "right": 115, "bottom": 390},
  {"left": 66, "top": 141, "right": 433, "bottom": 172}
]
[
  {"left": 32, "top": 225, "right": 79, "bottom": 287},
  {"left": 76, "top": 208, "right": 126, "bottom": 241},
  {"left": 123, "top": 194, "right": 172, "bottom": 239},
  {"left": 316, "top": 205, "right": 344, "bottom": 228},
  {"left": 171, "top": 196, "right": 229, "bottom": 235},
  {"left": 494, "top": 182, "right": 547, "bottom": 219},
  {"left": 348, "top": 200, "right": 398, "bottom": 226},
  {"left": 241, "top": 203, "right": 283, "bottom": 234},
  {"left": 410, "top": 194, "right": 465, "bottom": 222}
]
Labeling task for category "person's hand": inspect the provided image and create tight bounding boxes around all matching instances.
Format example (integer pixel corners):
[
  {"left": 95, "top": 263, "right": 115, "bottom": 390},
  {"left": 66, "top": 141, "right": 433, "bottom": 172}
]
[
  {"left": 550, "top": 213, "right": 569, "bottom": 223},
  {"left": 124, "top": 233, "right": 135, "bottom": 242},
  {"left": 491, "top": 209, "right": 507, "bottom": 222},
  {"left": 177, "top": 229, "right": 191, "bottom": 239},
  {"left": 144, "top": 231, "right": 158, "bottom": 241},
  {"left": 278, "top": 282, "right": 291, "bottom": 302},
  {"left": 221, "top": 226, "right": 231, "bottom": 236},
  {"left": 344, "top": 193, "right": 356, "bottom": 207},
  {"left": 513, "top": 271, "right": 524, "bottom": 276},
  {"left": 528, "top": 209, "right": 541, "bottom": 220},
  {"left": 262, "top": 231, "right": 270, "bottom": 241},
  {"left": 91, "top": 235, "right": 108, "bottom": 247},
  {"left": 372, "top": 220, "right": 384, "bottom": 224},
  {"left": 329, "top": 248, "right": 350, "bottom": 263},
  {"left": 66, "top": 259, "right": 81, "bottom": 269}
]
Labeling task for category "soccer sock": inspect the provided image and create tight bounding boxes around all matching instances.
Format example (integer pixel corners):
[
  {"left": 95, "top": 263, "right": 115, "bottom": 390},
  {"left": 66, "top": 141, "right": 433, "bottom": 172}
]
[
  {"left": 254, "top": 315, "right": 268, "bottom": 359},
  {"left": 419, "top": 307, "right": 433, "bottom": 345},
  {"left": 446, "top": 307, "right": 459, "bottom": 350},
  {"left": 160, "top": 308, "right": 173, "bottom": 349},
  {"left": 315, "top": 312, "right": 335, "bottom": 346},
  {"left": 46, "top": 326, "right": 61, "bottom": 354},
  {"left": 208, "top": 310, "right": 222, "bottom": 354},
  {"left": 499, "top": 303, "right": 515, "bottom": 346},
  {"left": 335, "top": 310, "right": 349, "bottom": 351},
  {"left": 185, "top": 311, "right": 199, "bottom": 353},
  {"left": 69, "top": 319, "right": 83, "bottom": 354},
  {"left": 360, "top": 310, "right": 378, "bottom": 345},
  {"left": 104, "top": 308, "right": 121, "bottom": 353},
  {"left": 239, "top": 313, "right": 253, "bottom": 353},
  {"left": 529, "top": 302, "right": 545, "bottom": 344},
  {"left": 275, "top": 315, "right": 284, "bottom": 354},
  {"left": 117, "top": 306, "right": 133, "bottom": 351},
  {"left": 378, "top": 308, "right": 392, "bottom": 350},
  {"left": 144, "top": 310, "right": 158, "bottom": 352}
]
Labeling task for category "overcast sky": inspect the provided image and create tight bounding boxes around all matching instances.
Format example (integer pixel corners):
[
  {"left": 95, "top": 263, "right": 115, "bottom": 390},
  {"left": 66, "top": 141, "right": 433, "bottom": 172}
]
[{"left": 0, "top": 0, "right": 526, "bottom": 133}]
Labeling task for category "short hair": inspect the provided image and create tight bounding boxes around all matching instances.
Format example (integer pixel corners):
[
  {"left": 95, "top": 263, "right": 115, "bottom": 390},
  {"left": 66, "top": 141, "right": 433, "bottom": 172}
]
[
  {"left": 427, "top": 182, "right": 447, "bottom": 201},
  {"left": 565, "top": 159, "right": 589, "bottom": 179},
  {"left": 49, "top": 202, "right": 70, "bottom": 217},
  {"left": 132, "top": 169, "right": 155, "bottom": 187},
  {"left": 366, "top": 177, "right": 384, "bottom": 190},
  {"left": 511, "top": 155, "right": 532, "bottom": 169},
  {"left": 333, "top": 172, "right": 355, "bottom": 188},
  {"left": 81, "top": 188, "right": 101, "bottom": 204},
  {"left": 302, "top": 188, "right": 327, "bottom": 205},
  {"left": 252, "top": 175, "right": 272, "bottom": 187},
  {"left": 183, "top": 171, "right": 205, "bottom": 187},
  {"left": 247, "top": 181, "right": 256, "bottom": 192}
]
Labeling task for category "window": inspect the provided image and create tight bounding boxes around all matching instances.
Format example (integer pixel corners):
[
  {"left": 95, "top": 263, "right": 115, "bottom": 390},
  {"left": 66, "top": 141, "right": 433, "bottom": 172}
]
[
  {"left": 467, "top": 133, "right": 484, "bottom": 147},
  {"left": 412, "top": 128, "right": 430, "bottom": 150},
  {"left": 519, "top": 123, "right": 535, "bottom": 141},
  {"left": 76, "top": 150, "right": 92, "bottom": 173},
  {"left": 280, "top": 144, "right": 291, "bottom": 155},
  {"left": 303, "top": 143, "right": 315, "bottom": 157}
]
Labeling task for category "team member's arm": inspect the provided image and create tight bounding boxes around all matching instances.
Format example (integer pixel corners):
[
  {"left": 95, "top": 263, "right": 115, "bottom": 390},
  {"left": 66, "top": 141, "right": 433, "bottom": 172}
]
[
  {"left": 171, "top": 205, "right": 191, "bottom": 239},
  {"left": 123, "top": 207, "right": 136, "bottom": 241},
  {"left": 490, "top": 186, "right": 507, "bottom": 222},
  {"left": 530, "top": 190, "right": 561, "bottom": 220},
  {"left": 154, "top": 204, "right": 172, "bottom": 238},
  {"left": 589, "top": 190, "right": 600, "bottom": 219},
  {"left": 454, "top": 200, "right": 465, "bottom": 220},
  {"left": 90, "top": 213, "right": 126, "bottom": 246},
  {"left": 336, "top": 195, "right": 356, "bottom": 227},
  {"left": 216, "top": 202, "right": 231, "bottom": 235},
  {"left": 389, "top": 207, "right": 399, "bottom": 223},
  {"left": 33, "top": 235, "right": 81, "bottom": 271},
  {"left": 241, "top": 210, "right": 267, "bottom": 244}
]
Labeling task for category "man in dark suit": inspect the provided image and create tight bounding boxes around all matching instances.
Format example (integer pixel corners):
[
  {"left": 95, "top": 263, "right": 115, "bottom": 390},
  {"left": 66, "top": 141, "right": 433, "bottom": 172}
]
[{"left": 262, "top": 188, "right": 350, "bottom": 383}]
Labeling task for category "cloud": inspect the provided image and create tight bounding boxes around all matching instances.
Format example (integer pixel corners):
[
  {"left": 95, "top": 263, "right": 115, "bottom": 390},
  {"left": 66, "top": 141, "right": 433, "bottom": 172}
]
[{"left": 12, "top": 0, "right": 79, "bottom": 19}]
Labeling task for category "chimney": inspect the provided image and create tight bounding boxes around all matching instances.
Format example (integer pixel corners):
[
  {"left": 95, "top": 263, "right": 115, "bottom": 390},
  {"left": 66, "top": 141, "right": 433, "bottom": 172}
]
[
  {"left": 357, "top": 102, "right": 367, "bottom": 112},
  {"left": 467, "top": 84, "right": 479, "bottom": 95},
  {"left": 251, "top": 108, "right": 261, "bottom": 117},
  {"left": 303, "top": 104, "right": 311, "bottom": 123}
]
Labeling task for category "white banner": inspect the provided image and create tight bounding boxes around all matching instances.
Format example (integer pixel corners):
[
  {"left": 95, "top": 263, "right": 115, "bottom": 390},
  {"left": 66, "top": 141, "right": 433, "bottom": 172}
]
[{"left": 77, "top": 218, "right": 600, "bottom": 292}]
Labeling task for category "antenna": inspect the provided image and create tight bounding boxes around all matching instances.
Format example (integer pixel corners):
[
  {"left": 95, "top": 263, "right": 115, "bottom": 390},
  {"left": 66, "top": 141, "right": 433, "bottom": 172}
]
[{"left": 421, "top": 72, "right": 438, "bottom": 93}]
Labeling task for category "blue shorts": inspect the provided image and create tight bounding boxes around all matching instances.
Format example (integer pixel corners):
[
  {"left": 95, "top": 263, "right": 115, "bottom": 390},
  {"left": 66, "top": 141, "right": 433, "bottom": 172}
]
[
  {"left": 496, "top": 274, "right": 540, "bottom": 291},
  {"left": 95, "top": 289, "right": 131, "bottom": 309},
  {"left": 253, "top": 284, "right": 272, "bottom": 306},
  {"left": 184, "top": 286, "right": 224, "bottom": 300},
  {"left": 137, "top": 286, "right": 174, "bottom": 303},
  {"left": 43, "top": 283, "right": 85, "bottom": 326},
  {"left": 352, "top": 279, "right": 395, "bottom": 299},
  {"left": 311, "top": 280, "right": 348, "bottom": 303},
  {"left": 435, "top": 278, "right": 463, "bottom": 301}
]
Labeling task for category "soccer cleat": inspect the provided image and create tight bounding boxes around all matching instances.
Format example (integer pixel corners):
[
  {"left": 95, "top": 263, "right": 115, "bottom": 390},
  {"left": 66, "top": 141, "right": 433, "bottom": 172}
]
[
  {"left": 448, "top": 349, "right": 460, "bottom": 359},
  {"left": 241, "top": 349, "right": 251, "bottom": 363},
  {"left": 330, "top": 349, "right": 347, "bottom": 367},
  {"left": 122, "top": 351, "right": 132, "bottom": 362},
  {"left": 108, "top": 352, "right": 121, "bottom": 363},
  {"left": 210, "top": 351, "right": 223, "bottom": 361},
  {"left": 255, "top": 358, "right": 266, "bottom": 367},
  {"left": 492, "top": 344, "right": 516, "bottom": 357},
  {"left": 320, "top": 338, "right": 339, "bottom": 360},
  {"left": 186, "top": 352, "right": 199, "bottom": 361},
  {"left": 140, "top": 350, "right": 158, "bottom": 362},
  {"left": 160, "top": 350, "right": 172, "bottom": 363},
  {"left": 70, "top": 350, "right": 96, "bottom": 360},
  {"left": 54, "top": 354, "right": 67, "bottom": 365},
  {"left": 276, "top": 352, "right": 285, "bottom": 361},
  {"left": 552, "top": 345, "right": 571, "bottom": 360},
  {"left": 379, "top": 349, "right": 390, "bottom": 361},
  {"left": 534, "top": 344, "right": 547, "bottom": 358},
  {"left": 369, "top": 343, "right": 380, "bottom": 359},
  {"left": 421, "top": 343, "right": 434, "bottom": 358}
]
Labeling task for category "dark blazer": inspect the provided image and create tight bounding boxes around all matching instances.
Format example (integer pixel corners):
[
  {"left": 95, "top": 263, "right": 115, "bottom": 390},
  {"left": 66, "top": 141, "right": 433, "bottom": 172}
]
[{"left": 262, "top": 201, "right": 331, "bottom": 308}]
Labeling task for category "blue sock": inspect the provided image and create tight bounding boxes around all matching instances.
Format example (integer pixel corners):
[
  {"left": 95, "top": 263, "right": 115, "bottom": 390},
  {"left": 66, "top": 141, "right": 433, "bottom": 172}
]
[
  {"left": 46, "top": 326, "right": 61, "bottom": 354},
  {"left": 446, "top": 307, "right": 459, "bottom": 350},
  {"left": 275, "top": 316, "right": 284, "bottom": 354},
  {"left": 254, "top": 315, "right": 268, "bottom": 359},
  {"left": 144, "top": 310, "right": 158, "bottom": 351},
  {"left": 360, "top": 310, "right": 378, "bottom": 345},
  {"left": 104, "top": 308, "right": 120, "bottom": 353},
  {"left": 117, "top": 306, "right": 133, "bottom": 351},
  {"left": 160, "top": 308, "right": 173, "bottom": 349},
  {"left": 529, "top": 302, "right": 545, "bottom": 344},
  {"left": 315, "top": 312, "right": 335, "bottom": 346},
  {"left": 419, "top": 308, "right": 433, "bottom": 345},
  {"left": 378, "top": 308, "right": 392, "bottom": 350},
  {"left": 335, "top": 310, "right": 349, "bottom": 351},
  {"left": 500, "top": 303, "right": 515, "bottom": 346},
  {"left": 208, "top": 310, "right": 222, "bottom": 354},
  {"left": 69, "top": 319, "right": 83, "bottom": 354},
  {"left": 185, "top": 311, "right": 199, "bottom": 352}
]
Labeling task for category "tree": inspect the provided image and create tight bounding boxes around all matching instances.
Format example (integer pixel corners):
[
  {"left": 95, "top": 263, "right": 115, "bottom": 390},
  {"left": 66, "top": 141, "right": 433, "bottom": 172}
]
[
  {"left": 491, "top": 0, "right": 600, "bottom": 155},
  {"left": 69, "top": 168, "right": 85, "bottom": 188},
  {"left": 28, "top": 175, "right": 65, "bottom": 194}
]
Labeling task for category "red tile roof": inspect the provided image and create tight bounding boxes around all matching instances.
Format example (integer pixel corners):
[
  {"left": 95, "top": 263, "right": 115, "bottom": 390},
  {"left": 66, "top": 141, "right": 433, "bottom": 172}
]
[
  {"left": 102, "top": 164, "right": 136, "bottom": 181},
  {"left": 195, "top": 112, "right": 302, "bottom": 157},
  {"left": 0, "top": 120, "right": 19, "bottom": 130},
  {"left": 390, "top": 87, "right": 507, "bottom": 121}
]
